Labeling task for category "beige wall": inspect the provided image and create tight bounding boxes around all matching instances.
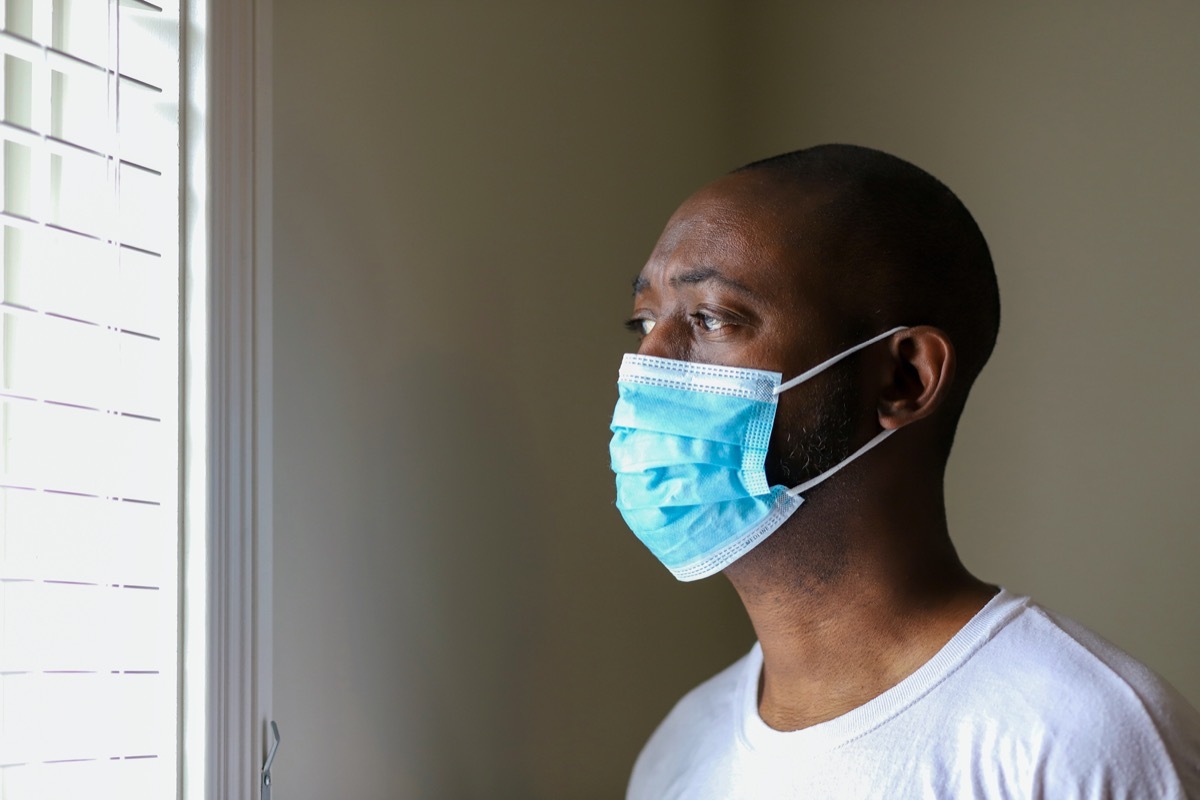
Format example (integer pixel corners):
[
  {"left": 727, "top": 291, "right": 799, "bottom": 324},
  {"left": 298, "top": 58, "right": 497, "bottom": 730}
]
[
  {"left": 273, "top": 2, "right": 1199, "bottom": 797},
  {"left": 272, "top": 3, "right": 750, "bottom": 798}
]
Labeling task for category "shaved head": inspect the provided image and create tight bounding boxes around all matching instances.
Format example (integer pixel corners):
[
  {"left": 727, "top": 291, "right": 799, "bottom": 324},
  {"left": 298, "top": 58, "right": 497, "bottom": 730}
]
[{"left": 735, "top": 145, "right": 1000, "bottom": 447}]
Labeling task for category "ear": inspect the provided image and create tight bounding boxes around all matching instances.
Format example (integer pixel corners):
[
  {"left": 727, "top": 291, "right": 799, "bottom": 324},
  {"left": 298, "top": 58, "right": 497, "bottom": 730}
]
[{"left": 876, "top": 326, "right": 956, "bottom": 431}]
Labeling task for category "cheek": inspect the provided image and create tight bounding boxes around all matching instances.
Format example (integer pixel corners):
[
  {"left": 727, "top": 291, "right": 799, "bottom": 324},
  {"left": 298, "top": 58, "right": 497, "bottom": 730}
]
[
  {"left": 772, "top": 367, "right": 870, "bottom": 443},
  {"left": 771, "top": 384, "right": 823, "bottom": 435}
]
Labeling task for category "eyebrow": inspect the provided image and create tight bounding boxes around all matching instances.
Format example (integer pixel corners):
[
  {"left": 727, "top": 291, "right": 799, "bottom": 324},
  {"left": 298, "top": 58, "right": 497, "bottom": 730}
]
[{"left": 631, "top": 267, "right": 757, "bottom": 298}]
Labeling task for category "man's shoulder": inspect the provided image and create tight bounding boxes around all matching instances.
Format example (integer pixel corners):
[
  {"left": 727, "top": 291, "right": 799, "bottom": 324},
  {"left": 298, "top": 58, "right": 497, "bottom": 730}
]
[
  {"left": 660, "top": 647, "right": 750, "bottom": 726},
  {"left": 944, "top": 595, "right": 1200, "bottom": 793},
  {"left": 627, "top": 647, "right": 755, "bottom": 800},
  {"left": 638, "top": 646, "right": 751, "bottom": 754},
  {"left": 977, "top": 597, "right": 1194, "bottom": 714}
]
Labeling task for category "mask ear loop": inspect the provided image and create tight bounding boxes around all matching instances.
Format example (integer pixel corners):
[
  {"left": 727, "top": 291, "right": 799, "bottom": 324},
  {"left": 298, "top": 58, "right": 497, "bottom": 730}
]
[
  {"left": 771, "top": 325, "right": 909, "bottom": 499},
  {"left": 772, "top": 326, "right": 909, "bottom": 396},
  {"left": 785, "top": 428, "right": 896, "bottom": 498}
]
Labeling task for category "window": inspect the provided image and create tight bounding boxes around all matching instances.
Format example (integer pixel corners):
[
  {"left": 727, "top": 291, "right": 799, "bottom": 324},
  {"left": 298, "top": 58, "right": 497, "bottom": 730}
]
[
  {"left": 0, "top": 0, "right": 272, "bottom": 795},
  {"left": 0, "top": 0, "right": 182, "bottom": 796}
]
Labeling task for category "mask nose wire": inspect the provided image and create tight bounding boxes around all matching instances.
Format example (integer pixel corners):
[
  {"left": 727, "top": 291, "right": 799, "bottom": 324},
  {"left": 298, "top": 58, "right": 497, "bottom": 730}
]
[{"left": 771, "top": 326, "right": 910, "bottom": 396}]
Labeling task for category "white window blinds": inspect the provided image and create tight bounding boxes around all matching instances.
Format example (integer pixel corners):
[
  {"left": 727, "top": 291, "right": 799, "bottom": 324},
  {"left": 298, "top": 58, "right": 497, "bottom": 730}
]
[{"left": 0, "top": 0, "right": 181, "bottom": 796}]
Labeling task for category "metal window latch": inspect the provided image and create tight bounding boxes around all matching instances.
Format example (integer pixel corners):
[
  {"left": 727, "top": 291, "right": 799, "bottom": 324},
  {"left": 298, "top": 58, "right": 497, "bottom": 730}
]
[{"left": 261, "top": 721, "right": 281, "bottom": 800}]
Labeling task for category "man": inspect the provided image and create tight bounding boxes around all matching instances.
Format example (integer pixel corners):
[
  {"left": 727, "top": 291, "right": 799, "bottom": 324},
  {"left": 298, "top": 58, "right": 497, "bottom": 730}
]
[{"left": 609, "top": 144, "right": 1200, "bottom": 798}]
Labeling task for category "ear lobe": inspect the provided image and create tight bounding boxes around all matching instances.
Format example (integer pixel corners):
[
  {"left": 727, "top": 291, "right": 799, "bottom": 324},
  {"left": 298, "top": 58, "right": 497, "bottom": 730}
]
[{"left": 877, "top": 326, "right": 956, "bottom": 431}]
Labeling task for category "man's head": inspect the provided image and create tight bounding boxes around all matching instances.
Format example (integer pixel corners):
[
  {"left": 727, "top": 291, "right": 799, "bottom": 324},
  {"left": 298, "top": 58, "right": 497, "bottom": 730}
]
[{"left": 629, "top": 144, "right": 999, "bottom": 490}]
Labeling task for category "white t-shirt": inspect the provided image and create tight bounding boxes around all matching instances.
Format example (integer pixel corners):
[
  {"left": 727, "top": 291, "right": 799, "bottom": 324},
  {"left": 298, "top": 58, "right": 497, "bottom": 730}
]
[{"left": 628, "top": 589, "right": 1200, "bottom": 799}]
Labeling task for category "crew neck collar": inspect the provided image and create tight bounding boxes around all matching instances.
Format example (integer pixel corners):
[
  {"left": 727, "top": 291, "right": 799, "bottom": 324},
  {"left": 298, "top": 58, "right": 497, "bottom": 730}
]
[{"left": 737, "top": 588, "right": 1028, "bottom": 755}]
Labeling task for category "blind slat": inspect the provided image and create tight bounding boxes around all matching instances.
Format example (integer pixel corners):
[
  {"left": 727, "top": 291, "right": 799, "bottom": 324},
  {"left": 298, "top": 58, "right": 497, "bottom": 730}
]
[
  {"left": 0, "top": 670, "right": 170, "bottom": 761},
  {"left": 2, "top": 399, "right": 170, "bottom": 499},
  {"left": 0, "top": 486, "right": 167, "bottom": 584},
  {"left": 1, "top": 310, "right": 170, "bottom": 415},
  {"left": 0, "top": 224, "right": 170, "bottom": 336}
]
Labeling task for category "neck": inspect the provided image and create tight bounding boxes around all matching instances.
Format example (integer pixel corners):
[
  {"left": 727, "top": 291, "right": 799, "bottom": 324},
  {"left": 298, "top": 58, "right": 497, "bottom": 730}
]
[{"left": 722, "top": 478, "right": 996, "bottom": 731}]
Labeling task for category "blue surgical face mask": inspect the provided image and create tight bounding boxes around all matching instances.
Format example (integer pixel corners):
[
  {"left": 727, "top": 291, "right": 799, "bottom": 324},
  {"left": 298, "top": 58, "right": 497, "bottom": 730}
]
[{"left": 609, "top": 326, "right": 908, "bottom": 581}]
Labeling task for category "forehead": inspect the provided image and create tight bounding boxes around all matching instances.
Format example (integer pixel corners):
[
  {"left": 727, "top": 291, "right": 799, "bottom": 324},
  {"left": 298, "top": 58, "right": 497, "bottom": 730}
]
[
  {"left": 641, "top": 173, "right": 838, "bottom": 304},
  {"left": 653, "top": 175, "right": 781, "bottom": 256}
]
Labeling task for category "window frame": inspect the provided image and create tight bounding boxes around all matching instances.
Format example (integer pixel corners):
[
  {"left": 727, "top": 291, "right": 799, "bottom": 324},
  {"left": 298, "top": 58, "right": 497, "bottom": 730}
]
[{"left": 182, "top": 0, "right": 273, "bottom": 797}]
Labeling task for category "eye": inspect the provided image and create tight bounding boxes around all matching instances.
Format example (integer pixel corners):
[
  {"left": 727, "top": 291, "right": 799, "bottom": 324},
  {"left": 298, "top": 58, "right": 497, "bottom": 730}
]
[
  {"left": 692, "top": 312, "right": 726, "bottom": 332},
  {"left": 624, "top": 318, "right": 656, "bottom": 336}
]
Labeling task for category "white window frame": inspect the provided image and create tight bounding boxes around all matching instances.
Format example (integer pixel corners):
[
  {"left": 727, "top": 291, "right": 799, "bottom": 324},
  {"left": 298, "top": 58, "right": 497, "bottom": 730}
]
[{"left": 182, "top": 0, "right": 273, "bottom": 798}]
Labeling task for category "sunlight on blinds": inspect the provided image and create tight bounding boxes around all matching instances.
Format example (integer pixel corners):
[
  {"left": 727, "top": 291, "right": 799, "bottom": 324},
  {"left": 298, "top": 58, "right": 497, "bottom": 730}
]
[{"left": 0, "top": 0, "right": 181, "bottom": 796}]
